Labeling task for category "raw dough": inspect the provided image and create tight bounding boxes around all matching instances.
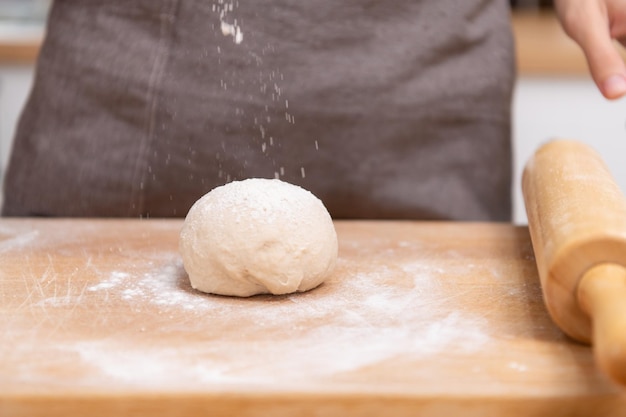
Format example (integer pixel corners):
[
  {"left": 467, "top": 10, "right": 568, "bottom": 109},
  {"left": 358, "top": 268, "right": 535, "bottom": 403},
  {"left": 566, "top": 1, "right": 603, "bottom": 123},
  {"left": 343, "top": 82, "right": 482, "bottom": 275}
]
[{"left": 179, "top": 178, "right": 338, "bottom": 297}]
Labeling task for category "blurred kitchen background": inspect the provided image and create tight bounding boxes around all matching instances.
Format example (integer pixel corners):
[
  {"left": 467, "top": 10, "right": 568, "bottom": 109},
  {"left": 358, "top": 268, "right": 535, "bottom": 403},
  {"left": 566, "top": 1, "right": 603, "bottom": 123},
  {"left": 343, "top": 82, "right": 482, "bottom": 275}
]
[{"left": 1, "top": 0, "right": 625, "bottom": 224}]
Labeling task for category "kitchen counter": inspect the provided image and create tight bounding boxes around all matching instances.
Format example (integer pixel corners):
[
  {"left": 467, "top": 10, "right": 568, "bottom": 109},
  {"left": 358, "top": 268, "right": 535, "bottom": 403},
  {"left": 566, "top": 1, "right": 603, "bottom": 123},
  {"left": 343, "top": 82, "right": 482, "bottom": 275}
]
[
  {"left": 0, "top": 21, "right": 43, "bottom": 64},
  {"left": 510, "top": 10, "right": 626, "bottom": 75},
  {"left": 1, "top": 219, "right": 624, "bottom": 416},
  {"left": 0, "top": 11, "right": 619, "bottom": 74}
]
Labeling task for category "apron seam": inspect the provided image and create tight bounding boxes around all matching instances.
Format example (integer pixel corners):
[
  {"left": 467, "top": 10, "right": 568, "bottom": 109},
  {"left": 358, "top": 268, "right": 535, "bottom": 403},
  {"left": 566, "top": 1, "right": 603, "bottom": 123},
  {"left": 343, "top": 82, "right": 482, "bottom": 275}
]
[{"left": 129, "top": 0, "right": 179, "bottom": 217}]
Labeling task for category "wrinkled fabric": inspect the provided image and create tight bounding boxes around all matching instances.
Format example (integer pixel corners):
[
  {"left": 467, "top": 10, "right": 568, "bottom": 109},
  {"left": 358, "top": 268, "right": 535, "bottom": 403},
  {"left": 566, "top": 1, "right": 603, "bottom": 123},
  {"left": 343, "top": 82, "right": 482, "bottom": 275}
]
[{"left": 2, "top": 0, "right": 515, "bottom": 220}]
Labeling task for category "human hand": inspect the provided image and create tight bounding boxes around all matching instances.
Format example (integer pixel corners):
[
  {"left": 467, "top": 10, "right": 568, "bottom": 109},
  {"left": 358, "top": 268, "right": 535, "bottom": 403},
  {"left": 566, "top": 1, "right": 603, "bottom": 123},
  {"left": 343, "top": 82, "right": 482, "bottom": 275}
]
[{"left": 554, "top": 0, "right": 626, "bottom": 99}]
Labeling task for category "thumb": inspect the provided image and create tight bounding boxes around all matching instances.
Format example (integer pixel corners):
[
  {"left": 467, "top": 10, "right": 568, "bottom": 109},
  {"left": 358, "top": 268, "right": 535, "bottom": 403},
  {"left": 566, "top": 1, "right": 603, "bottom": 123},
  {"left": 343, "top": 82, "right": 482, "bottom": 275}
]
[{"left": 558, "top": 4, "right": 626, "bottom": 99}]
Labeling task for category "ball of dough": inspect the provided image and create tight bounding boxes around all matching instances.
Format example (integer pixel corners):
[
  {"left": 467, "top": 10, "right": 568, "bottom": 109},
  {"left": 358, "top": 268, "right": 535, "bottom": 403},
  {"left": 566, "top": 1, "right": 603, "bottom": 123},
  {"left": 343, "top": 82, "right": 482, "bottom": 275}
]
[{"left": 179, "top": 178, "right": 338, "bottom": 297}]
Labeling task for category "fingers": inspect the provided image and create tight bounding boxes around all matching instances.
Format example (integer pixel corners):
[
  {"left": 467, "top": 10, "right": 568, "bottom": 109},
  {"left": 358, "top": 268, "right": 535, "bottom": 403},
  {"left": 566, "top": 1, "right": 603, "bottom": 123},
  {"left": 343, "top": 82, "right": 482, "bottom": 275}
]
[
  {"left": 584, "top": 33, "right": 626, "bottom": 99},
  {"left": 555, "top": 0, "right": 626, "bottom": 99}
]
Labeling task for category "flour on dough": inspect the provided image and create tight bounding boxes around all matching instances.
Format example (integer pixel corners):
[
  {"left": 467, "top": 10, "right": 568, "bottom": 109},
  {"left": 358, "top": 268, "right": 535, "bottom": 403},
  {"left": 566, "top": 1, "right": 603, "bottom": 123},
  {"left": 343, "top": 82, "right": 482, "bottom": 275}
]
[{"left": 179, "top": 178, "right": 338, "bottom": 297}]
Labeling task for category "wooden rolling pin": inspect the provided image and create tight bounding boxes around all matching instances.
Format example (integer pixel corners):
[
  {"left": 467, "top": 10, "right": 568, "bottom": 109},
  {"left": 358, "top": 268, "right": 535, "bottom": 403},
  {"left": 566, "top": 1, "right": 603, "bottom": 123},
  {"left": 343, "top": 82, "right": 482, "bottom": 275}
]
[{"left": 523, "top": 139, "right": 626, "bottom": 385}]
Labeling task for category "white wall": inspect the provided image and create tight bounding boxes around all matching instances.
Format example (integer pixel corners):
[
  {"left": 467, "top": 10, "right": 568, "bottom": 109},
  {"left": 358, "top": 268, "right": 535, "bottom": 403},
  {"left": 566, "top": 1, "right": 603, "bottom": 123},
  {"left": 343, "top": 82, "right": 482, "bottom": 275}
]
[
  {"left": 0, "top": 64, "right": 34, "bottom": 191},
  {"left": 512, "top": 76, "right": 626, "bottom": 224}
]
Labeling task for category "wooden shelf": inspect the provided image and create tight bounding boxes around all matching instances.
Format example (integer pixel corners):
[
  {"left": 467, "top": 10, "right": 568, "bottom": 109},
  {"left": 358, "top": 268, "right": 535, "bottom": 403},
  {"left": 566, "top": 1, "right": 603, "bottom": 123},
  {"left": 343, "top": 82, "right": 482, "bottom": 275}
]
[{"left": 512, "top": 10, "right": 626, "bottom": 76}]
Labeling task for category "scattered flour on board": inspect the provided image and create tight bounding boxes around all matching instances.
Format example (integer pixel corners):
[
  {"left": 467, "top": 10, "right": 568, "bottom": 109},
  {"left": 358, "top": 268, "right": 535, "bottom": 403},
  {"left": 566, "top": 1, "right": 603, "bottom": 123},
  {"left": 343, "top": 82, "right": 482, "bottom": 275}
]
[
  {"left": 0, "top": 229, "right": 40, "bottom": 253},
  {"left": 87, "top": 257, "right": 208, "bottom": 311},
  {"left": 88, "top": 271, "right": 130, "bottom": 292},
  {"left": 52, "top": 252, "right": 494, "bottom": 387}
]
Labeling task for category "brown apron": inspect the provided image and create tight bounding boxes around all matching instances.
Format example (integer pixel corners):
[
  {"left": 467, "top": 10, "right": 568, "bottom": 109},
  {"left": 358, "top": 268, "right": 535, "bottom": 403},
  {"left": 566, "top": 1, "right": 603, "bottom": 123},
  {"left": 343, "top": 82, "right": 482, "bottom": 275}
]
[{"left": 2, "top": 0, "right": 515, "bottom": 220}]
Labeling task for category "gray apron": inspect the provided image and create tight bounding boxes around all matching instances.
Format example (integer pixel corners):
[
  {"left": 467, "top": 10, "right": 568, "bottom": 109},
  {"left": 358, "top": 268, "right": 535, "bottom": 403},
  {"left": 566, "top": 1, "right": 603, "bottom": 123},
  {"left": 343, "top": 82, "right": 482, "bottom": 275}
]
[{"left": 2, "top": 0, "right": 515, "bottom": 220}]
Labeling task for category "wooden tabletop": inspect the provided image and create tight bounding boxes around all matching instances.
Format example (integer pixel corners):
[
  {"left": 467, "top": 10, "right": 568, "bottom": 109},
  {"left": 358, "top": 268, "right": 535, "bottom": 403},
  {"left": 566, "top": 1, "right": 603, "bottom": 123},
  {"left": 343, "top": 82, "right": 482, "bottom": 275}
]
[{"left": 0, "top": 219, "right": 625, "bottom": 416}]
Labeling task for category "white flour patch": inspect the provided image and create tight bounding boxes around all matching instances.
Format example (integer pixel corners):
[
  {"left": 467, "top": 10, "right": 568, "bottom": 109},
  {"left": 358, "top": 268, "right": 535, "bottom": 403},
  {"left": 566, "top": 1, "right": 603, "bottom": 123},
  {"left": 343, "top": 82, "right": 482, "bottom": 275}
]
[
  {"left": 417, "top": 311, "right": 489, "bottom": 354},
  {"left": 0, "top": 230, "right": 40, "bottom": 253},
  {"left": 16, "top": 248, "right": 495, "bottom": 388},
  {"left": 508, "top": 361, "right": 528, "bottom": 372},
  {"left": 73, "top": 340, "right": 233, "bottom": 386},
  {"left": 87, "top": 271, "right": 130, "bottom": 291},
  {"left": 96, "top": 258, "right": 211, "bottom": 311},
  {"left": 401, "top": 262, "right": 443, "bottom": 288}
]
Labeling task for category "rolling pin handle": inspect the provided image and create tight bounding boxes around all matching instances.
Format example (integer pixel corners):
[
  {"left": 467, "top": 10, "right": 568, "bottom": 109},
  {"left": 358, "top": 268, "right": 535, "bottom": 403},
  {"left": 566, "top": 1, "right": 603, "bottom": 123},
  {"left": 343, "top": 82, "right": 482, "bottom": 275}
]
[{"left": 577, "top": 263, "right": 626, "bottom": 385}]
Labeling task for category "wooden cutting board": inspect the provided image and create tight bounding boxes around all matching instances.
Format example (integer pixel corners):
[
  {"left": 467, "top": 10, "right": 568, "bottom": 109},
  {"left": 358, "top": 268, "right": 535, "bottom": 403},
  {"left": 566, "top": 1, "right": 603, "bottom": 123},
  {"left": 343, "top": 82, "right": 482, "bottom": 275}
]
[{"left": 1, "top": 219, "right": 625, "bottom": 416}]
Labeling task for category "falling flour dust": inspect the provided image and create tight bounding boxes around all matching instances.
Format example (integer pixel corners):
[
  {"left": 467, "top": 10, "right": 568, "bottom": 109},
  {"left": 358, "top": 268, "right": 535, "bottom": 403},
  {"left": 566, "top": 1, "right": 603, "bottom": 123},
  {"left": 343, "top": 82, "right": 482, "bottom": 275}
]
[
  {"left": 214, "top": 0, "right": 243, "bottom": 44},
  {"left": 209, "top": 0, "right": 313, "bottom": 182}
]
